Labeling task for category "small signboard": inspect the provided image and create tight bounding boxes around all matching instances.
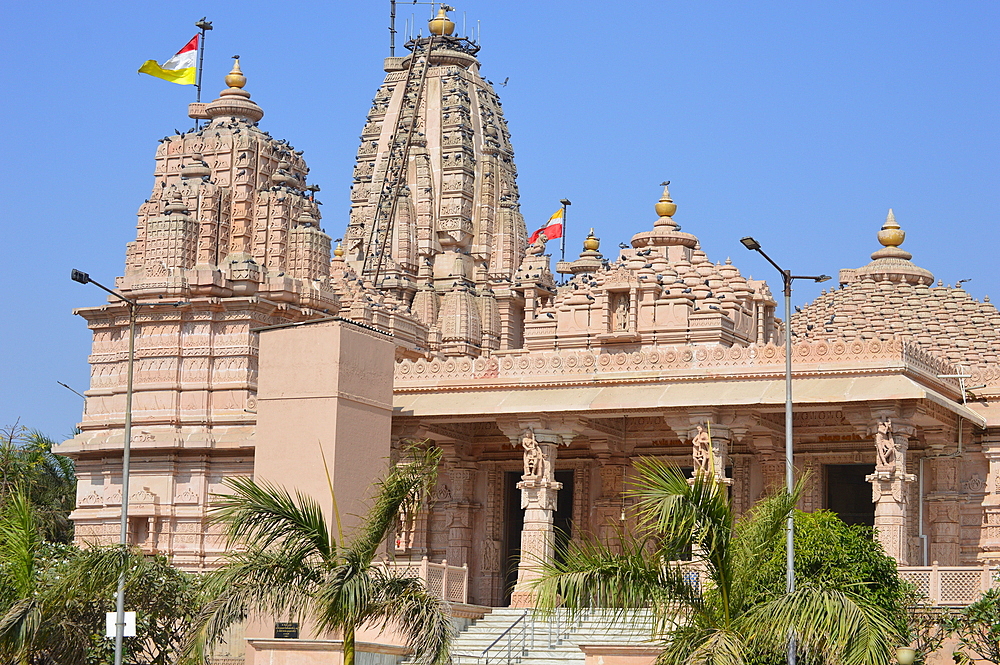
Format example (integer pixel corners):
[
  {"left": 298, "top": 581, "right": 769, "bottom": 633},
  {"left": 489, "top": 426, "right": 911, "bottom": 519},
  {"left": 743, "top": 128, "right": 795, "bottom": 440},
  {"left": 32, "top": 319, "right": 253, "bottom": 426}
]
[
  {"left": 105, "top": 611, "right": 137, "bottom": 638},
  {"left": 274, "top": 622, "right": 300, "bottom": 639}
]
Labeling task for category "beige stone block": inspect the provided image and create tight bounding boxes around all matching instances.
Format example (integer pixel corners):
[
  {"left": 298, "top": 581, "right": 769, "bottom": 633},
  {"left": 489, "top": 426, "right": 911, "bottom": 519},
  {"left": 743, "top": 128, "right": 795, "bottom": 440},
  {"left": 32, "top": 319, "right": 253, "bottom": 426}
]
[{"left": 255, "top": 320, "right": 395, "bottom": 537}]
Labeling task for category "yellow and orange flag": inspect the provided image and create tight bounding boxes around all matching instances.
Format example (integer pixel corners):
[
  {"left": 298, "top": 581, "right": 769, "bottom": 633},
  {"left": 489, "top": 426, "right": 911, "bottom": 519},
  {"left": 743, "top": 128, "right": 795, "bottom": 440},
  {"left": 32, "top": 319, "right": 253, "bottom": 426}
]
[{"left": 138, "top": 35, "right": 198, "bottom": 85}]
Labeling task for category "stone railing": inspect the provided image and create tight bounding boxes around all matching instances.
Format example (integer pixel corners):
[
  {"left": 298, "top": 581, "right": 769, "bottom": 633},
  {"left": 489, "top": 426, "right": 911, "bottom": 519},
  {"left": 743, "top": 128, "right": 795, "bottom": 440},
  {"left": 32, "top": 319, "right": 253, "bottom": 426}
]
[
  {"left": 395, "top": 337, "right": 959, "bottom": 391},
  {"left": 898, "top": 563, "right": 997, "bottom": 606},
  {"left": 383, "top": 556, "right": 468, "bottom": 604}
]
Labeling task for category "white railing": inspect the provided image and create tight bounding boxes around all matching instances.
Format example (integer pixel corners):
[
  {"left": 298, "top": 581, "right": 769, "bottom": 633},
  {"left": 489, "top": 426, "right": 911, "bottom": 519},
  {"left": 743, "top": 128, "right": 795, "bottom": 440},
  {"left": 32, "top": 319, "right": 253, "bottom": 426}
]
[
  {"left": 383, "top": 556, "right": 468, "bottom": 604},
  {"left": 898, "top": 563, "right": 997, "bottom": 606}
]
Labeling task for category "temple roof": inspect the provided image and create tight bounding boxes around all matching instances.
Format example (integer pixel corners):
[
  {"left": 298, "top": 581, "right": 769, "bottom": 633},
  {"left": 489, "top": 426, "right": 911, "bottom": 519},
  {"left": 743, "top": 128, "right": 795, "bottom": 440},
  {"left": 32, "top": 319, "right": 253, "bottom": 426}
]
[{"left": 792, "top": 211, "right": 1000, "bottom": 382}]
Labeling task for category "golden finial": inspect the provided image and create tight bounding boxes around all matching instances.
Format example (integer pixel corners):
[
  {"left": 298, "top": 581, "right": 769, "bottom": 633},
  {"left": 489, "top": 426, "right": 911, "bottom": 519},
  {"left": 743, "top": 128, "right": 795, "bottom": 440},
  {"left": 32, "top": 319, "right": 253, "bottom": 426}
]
[
  {"left": 334, "top": 242, "right": 345, "bottom": 258},
  {"left": 877, "top": 208, "right": 905, "bottom": 248},
  {"left": 655, "top": 181, "right": 677, "bottom": 218},
  {"left": 428, "top": 5, "right": 456, "bottom": 36},
  {"left": 583, "top": 228, "right": 600, "bottom": 252},
  {"left": 225, "top": 56, "right": 247, "bottom": 89}
]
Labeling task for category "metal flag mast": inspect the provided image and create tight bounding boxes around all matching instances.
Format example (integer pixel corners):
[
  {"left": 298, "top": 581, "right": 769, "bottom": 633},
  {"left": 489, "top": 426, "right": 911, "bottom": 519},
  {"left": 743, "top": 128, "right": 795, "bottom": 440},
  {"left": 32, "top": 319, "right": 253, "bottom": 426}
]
[
  {"left": 194, "top": 17, "right": 213, "bottom": 103},
  {"left": 559, "top": 199, "right": 572, "bottom": 263}
]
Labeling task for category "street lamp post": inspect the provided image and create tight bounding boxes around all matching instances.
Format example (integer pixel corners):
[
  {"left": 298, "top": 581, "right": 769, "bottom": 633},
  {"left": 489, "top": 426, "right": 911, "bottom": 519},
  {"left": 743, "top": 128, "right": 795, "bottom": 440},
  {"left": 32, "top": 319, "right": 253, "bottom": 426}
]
[
  {"left": 71, "top": 269, "right": 136, "bottom": 665},
  {"left": 738, "top": 239, "right": 830, "bottom": 665}
]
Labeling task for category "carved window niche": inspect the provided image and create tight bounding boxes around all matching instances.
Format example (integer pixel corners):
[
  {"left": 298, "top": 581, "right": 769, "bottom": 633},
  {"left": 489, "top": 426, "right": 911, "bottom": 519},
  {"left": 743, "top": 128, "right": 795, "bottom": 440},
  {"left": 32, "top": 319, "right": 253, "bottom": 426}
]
[{"left": 598, "top": 289, "right": 640, "bottom": 342}]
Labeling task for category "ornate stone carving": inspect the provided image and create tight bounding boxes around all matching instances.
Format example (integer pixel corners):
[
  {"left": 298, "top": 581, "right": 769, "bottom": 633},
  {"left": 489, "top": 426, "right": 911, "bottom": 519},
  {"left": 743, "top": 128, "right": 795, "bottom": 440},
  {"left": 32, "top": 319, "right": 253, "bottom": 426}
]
[
  {"left": 866, "top": 417, "right": 917, "bottom": 564},
  {"left": 875, "top": 417, "right": 895, "bottom": 469},
  {"left": 520, "top": 429, "right": 548, "bottom": 480}
]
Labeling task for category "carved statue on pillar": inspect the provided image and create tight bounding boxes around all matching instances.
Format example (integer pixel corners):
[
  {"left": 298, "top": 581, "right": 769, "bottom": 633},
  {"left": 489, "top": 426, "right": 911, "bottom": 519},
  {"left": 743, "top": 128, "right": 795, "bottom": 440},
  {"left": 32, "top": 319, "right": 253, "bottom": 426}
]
[
  {"left": 692, "top": 424, "right": 712, "bottom": 476},
  {"left": 521, "top": 429, "right": 547, "bottom": 480},
  {"left": 510, "top": 427, "right": 565, "bottom": 607},
  {"left": 690, "top": 423, "right": 731, "bottom": 485},
  {"left": 875, "top": 418, "right": 896, "bottom": 469},
  {"left": 866, "top": 417, "right": 916, "bottom": 564}
]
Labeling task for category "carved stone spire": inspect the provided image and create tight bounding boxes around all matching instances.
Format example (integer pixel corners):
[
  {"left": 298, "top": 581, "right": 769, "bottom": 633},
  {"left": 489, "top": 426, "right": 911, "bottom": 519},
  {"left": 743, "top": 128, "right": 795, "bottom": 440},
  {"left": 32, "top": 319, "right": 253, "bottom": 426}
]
[{"left": 341, "top": 15, "right": 526, "bottom": 355}]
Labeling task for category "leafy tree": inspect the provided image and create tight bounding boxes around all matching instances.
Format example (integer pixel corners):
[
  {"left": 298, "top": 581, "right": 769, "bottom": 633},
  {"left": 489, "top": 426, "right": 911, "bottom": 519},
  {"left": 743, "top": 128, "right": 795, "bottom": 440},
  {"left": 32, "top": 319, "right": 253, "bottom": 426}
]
[
  {"left": 0, "top": 423, "right": 76, "bottom": 543},
  {"left": 186, "top": 444, "right": 453, "bottom": 665},
  {"left": 903, "top": 600, "right": 952, "bottom": 665},
  {"left": 747, "top": 510, "right": 911, "bottom": 634},
  {"left": 534, "top": 460, "right": 904, "bottom": 665},
  {"left": 948, "top": 588, "right": 1000, "bottom": 664},
  {"left": 0, "top": 489, "right": 203, "bottom": 665}
]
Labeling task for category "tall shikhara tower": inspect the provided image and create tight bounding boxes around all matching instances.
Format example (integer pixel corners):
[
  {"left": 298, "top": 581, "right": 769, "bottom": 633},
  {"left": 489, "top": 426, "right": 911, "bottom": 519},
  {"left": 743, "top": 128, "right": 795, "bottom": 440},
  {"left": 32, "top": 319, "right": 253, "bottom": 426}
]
[
  {"left": 63, "top": 61, "right": 338, "bottom": 569},
  {"left": 342, "top": 7, "right": 528, "bottom": 354}
]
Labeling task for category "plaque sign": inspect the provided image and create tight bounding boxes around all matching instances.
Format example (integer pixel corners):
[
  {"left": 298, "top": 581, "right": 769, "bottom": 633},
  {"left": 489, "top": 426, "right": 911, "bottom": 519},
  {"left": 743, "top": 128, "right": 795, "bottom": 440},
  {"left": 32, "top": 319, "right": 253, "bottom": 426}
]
[{"left": 274, "top": 622, "right": 300, "bottom": 639}]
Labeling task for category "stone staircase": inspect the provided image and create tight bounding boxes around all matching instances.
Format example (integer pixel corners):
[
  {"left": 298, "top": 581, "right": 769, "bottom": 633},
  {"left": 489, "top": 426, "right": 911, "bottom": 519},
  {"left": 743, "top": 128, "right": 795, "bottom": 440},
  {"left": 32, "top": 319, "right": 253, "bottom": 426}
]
[{"left": 448, "top": 607, "right": 658, "bottom": 665}]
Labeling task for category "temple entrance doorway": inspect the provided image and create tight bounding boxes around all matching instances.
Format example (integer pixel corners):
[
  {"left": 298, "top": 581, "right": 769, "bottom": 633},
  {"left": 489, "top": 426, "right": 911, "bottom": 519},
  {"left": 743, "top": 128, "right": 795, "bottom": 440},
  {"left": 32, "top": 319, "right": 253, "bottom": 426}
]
[
  {"left": 825, "top": 464, "right": 875, "bottom": 526},
  {"left": 501, "top": 469, "right": 574, "bottom": 605}
]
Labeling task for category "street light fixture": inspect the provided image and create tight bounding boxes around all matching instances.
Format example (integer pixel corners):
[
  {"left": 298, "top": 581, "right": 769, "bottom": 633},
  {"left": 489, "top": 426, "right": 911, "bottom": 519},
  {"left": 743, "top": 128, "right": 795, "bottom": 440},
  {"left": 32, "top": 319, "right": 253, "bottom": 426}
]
[
  {"left": 72, "top": 269, "right": 137, "bottom": 665},
  {"left": 738, "top": 238, "right": 830, "bottom": 665}
]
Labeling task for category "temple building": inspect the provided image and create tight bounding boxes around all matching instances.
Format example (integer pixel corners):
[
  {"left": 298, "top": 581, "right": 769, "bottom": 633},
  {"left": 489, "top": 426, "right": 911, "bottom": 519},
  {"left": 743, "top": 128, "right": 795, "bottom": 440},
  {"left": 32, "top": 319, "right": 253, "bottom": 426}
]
[{"left": 63, "top": 6, "right": 999, "bottom": 621}]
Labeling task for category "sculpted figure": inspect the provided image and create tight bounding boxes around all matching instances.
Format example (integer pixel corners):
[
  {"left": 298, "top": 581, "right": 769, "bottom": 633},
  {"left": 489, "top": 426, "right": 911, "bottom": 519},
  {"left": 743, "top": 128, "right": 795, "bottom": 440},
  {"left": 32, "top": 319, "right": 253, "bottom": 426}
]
[
  {"left": 521, "top": 429, "right": 546, "bottom": 480},
  {"left": 525, "top": 232, "right": 548, "bottom": 256},
  {"left": 875, "top": 418, "right": 895, "bottom": 468},
  {"left": 614, "top": 294, "right": 629, "bottom": 331},
  {"left": 692, "top": 424, "right": 713, "bottom": 476}
]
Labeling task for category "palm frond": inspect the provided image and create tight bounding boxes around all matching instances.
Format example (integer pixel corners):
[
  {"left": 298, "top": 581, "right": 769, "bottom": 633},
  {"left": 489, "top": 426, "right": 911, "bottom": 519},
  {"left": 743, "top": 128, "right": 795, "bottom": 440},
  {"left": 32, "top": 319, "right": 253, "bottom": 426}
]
[
  {"left": 683, "top": 628, "right": 750, "bottom": 665},
  {"left": 0, "top": 490, "right": 41, "bottom": 597},
  {"left": 744, "top": 587, "right": 900, "bottom": 665},
  {"left": 348, "top": 444, "right": 441, "bottom": 561},
  {"left": 183, "top": 549, "right": 324, "bottom": 661},
  {"left": 211, "top": 476, "right": 334, "bottom": 562},
  {"left": 362, "top": 569, "right": 454, "bottom": 665},
  {"left": 727, "top": 480, "right": 803, "bottom": 614},
  {"left": 629, "top": 459, "right": 735, "bottom": 620},
  {"left": 533, "top": 528, "right": 703, "bottom": 640}
]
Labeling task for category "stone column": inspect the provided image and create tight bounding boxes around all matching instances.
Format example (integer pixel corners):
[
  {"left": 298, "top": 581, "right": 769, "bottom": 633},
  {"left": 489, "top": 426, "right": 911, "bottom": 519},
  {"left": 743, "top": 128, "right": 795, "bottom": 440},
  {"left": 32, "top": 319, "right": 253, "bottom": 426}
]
[
  {"left": 444, "top": 464, "right": 477, "bottom": 567},
  {"left": 866, "top": 417, "right": 916, "bottom": 564},
  {"left": 510, "top": 427, "right": 565, "bottom": 608},
  {"left": 595, "top": 455, "right": 627, "bottom": 552},
  {"left": 977, "top": 434, "right": 1000, "bottom": 563}
]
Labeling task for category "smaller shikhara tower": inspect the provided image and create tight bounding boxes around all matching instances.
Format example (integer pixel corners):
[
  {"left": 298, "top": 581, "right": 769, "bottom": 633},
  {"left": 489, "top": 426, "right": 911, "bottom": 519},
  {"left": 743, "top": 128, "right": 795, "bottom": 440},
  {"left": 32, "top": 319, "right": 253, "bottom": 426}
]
[
  {"left": 63, "top": 61, "right": 339, "bottom": 569},
  {"left": 342, "top": 7, "right": 528, "bottom": 355}
]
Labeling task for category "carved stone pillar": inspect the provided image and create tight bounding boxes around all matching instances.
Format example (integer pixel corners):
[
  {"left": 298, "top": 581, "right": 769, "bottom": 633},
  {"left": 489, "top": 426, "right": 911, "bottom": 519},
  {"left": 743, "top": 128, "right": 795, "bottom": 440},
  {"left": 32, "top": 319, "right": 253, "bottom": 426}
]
[
  {"left": 928, "top": 501, "right": 961, "bottom": 565},
  {"left": 595, "top": 455, "right": 627, "bottom": 552},
  {"left": 444, "top": 464, "right": 477, "bottom": 567},
  {"left": 866, "top": 418, "right": 916, "bottom": 564},
  {"left": 926, "top": 450, "right": 961, "bottom": 566},
  {"left": 510, "top": 427, "right": 566, "bottom": 608},
  {"left": 977, "top": 434, "right": 1000, "bottom": 562}
]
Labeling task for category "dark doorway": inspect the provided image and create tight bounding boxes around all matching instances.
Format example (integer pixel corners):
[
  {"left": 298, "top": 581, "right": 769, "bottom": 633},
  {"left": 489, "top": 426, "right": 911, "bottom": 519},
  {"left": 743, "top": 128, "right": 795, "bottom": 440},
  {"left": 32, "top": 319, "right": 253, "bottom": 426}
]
[
  {"left": 502, "top": 471, "right": 523, "bottom": 605},
  {"left": 826, "top": 464, "right": 875, "bottom": 526},
  {"left": 501, "top": 469, "right": 575, "bottom": 606},
  {"left": 553, "top": 469, "right": 575, "bottom": 561}
]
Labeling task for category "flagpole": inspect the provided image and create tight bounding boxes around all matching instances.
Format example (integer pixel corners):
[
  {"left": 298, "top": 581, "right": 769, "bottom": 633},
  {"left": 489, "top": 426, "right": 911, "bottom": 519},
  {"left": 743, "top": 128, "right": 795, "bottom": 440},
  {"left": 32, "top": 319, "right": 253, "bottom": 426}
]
[
  {"left": 559, "top": 198, "right": 572, "bottom": 264},
  {"left": 194, "top": 18, "right": 213, "bottom": 104}
]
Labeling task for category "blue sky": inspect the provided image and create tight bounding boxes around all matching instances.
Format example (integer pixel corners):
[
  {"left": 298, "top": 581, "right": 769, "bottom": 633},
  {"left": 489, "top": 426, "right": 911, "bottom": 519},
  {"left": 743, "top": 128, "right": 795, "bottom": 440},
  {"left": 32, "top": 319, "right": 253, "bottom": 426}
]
[{"left": 1, "top": 1, "right": 997, "bottom": 440}]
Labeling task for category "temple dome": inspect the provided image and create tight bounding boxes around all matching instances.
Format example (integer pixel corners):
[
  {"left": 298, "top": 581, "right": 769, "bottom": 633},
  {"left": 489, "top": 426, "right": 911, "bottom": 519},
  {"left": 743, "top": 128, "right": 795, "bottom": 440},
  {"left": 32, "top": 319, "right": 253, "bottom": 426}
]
[{"left": 793, "top": 210, "right": 999, "bottom": 374}]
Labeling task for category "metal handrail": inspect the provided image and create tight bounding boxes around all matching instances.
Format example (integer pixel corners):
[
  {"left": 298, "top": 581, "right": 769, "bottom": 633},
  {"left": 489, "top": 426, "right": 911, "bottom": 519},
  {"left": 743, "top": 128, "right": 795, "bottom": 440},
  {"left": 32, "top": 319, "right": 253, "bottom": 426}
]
[{"left": 453, "top": 611, "right": 529, "bottom": 665}]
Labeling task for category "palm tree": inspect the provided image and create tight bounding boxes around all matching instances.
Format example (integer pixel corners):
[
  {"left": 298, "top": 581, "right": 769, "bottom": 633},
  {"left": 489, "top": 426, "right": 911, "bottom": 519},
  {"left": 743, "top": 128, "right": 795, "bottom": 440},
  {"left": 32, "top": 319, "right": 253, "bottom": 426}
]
[
  {"left": 533, "top": 458, "right": 904, "bottom": 665},
  {"left": 186, "top": 444, "right": 453, "bottom": 665},
  {"left": 0, "top": 425, "right": 76, "bottom": 544}
]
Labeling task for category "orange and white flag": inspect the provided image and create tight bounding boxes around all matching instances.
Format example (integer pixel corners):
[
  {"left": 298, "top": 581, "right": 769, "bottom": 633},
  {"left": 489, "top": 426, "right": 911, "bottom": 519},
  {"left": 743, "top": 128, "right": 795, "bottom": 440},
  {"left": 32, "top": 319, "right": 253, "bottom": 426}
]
[
  {"left": 528, "top": 208, "right": 564, "bottom": 244},
  {"left": 138, "top": 35, "right": 198, "bottom": 85}
]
